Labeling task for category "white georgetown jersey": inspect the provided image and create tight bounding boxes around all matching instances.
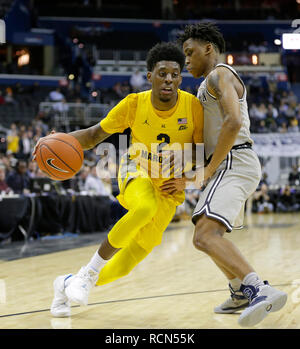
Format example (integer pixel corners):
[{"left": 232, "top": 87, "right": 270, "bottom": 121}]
[{"left": 197, "top": 63, "right": 253, "bottom": 160}]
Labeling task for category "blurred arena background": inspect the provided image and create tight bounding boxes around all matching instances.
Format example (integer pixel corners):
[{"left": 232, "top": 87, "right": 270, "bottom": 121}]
[{"left": 0, "top": 0, "right": 300, "bottom": 244}]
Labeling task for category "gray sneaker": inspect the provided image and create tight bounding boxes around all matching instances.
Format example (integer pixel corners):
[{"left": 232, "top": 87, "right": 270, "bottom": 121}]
[
  {"left": 238, "top": 281, "right": 287, "bottom": 327},
  {"left": 214, "top": 284, "right": 249, "bottom": 314}
]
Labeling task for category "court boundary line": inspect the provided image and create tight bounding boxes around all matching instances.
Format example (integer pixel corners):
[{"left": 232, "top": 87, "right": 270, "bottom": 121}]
[{"left": 0, "top": 283, "right": 292, "bottom": 319}]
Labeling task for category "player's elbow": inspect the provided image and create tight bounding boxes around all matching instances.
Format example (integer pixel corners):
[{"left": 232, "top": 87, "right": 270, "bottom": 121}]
[{"left": 225, "top": 115, "right": 242, "bottom": 132}]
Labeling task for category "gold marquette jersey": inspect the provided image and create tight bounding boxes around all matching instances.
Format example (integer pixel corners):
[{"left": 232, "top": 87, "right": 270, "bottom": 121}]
[{"left": 100, "top": 89, "right": 203, "bottom": 190}]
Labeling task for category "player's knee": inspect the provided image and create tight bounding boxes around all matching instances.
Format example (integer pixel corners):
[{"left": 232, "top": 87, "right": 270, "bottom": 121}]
[
  {"left": 116, "top": 263, "right": 133, "bottom": 278},
  {"left": 134, "top": 198, "right": 157, "bottom": 222},
  {"left": 193, "top": 230, "right": 212, "bottom": 253},
  {"left": 193, "top": 218, "right": 225, "bottom": 253}
]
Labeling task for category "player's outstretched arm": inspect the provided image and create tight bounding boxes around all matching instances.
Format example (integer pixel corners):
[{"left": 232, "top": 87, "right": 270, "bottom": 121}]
[
  {"left": 32, "top": 123, "right": 112, "bottom": 160},
  {"left": 69, "top": 123, "right": 111, "bottom": 151}
]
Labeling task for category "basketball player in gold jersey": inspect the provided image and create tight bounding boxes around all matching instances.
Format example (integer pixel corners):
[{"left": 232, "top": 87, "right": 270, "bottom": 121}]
[
  {"left": 162, "top": 22, "right": 287, "bottom": 327},
  {"left": 46, "top": 42, "right": 204, "bottom": 317}
]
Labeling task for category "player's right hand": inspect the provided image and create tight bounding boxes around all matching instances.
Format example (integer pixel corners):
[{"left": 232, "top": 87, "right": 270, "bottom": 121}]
[{"left": 32, "top": 130, "right": 56, "bottom": 161}]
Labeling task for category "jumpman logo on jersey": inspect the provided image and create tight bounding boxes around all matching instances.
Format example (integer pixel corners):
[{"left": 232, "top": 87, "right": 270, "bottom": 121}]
[
  {"left": 199, "top": 91, "right": 207, "bottom": 103},
  {"left": 143, "top": 119, "right": 150, "bottom": 126}
]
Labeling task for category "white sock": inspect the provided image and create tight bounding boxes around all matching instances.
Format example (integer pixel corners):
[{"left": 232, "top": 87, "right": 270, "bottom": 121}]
[
  {"left": 229, "top": 277, "right": 242, "bottom": 291},
  {"left": 242, "top": 272, "right": 264, "bottom": 288},
  {"left": 86, "top": 251, "right": 108, "bottom": 274}
]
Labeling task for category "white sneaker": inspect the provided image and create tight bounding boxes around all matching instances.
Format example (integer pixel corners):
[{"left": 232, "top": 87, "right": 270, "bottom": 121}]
[
  {"left": 214, "top": 284, "right": 249, "bottom": 314},
  {"left": 50, "top": 274, "right": 73, "bottom": 317},
  {"left": 65, "top": 266, "right": 98, "bottom": 306},
  {"left": 238, "top": 281, "right": 287, "bottom": 327}
]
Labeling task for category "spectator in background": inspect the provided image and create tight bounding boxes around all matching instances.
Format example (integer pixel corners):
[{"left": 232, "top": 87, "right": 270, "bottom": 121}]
[
  {"left": 4, "top": 87, "right": 17, "bottom": 105},
  {"left": 286, "top": 90, "right": 298, "bottom": 105},
  {"left": 259, "top": 172, "right": 270, "bottom": 186},
  {"left": 267, "top": 73, "right": 278, "bottom": 100},
  {"left": 249, "top": 103, "right": 259, "bottom": 119},
  {"left": 1, "top": 152, "right": 16, "bottom": 172},
  {"left": 84, "top": 166, "right": 113, "bottom": 198},
  {"left": 6, "top": 128, "right": 19, "bottom": 155},
  {"left": 267, "top": 118, "right": 278, "bottom": 133},
  {"left": 256, "top": 103, "right": 268, "bottom": 120},
  {"left": 277, "top": 185, "right": 300, "bottom": 212},
  {"left": 278, "top": 122, "right": 288, "bottom": 133},
  {"left": 6, "top": 160, "right": 31, "bottom": 194},
  {"left": 278, "top": 99, "right": 289, "bottom": 118},
  {"left": 0, "top": 165, "right": 10, "bottom": 193},
  {"left": 257, "top": 120, "right": 268, "bottom": 133},
  {"left": 285, "top": 103, "right": 296, "bottom": 119},
  {"left": 112, "top": 82, "right": 128, "bottom": 101},
  {"left": 248, "top": 75, "right": 262, "bottom": 102},
  {"left": 253, "top": 183, "right": 274, "bottom": 213},
  {"left": 266, "top": 103, "right": 278, "bottom": 120},
  {"left": 49, "top": 87, "right": 65, "bottom": 102},
  {"left": 75, "top": 166, "right": 90, "bottom": 192},
  {"left": 27, "top": 160, "right": 38, "bottom": 179},
  {"left": 84, "top": 166, "right": 126, "bottom": 223},
  {"left": 7, "top": 123, "right": 17, "bottom": 136},
  {"left": 288, "top": 165, "right": 300, "bottom": 186},
  {"left": 18, "top": 127, "right": 31, "bottom": 160},
  {"left": 32, "top": 125, "right": 44, "bottom": 147},
  {"left": 52, "top": 98, "right": 69, "bottom": 114},
  {"left": 288, "top": 117, "right": 299, "bottom": 132},
  {"left": 129, "top": 69, "right": 147, "bottom": 92}
]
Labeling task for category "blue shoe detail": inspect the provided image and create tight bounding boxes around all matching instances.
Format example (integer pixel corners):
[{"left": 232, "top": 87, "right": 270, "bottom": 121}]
[
  {"left": 63, "top": 274, "right": 73, "bottom": 289},
  {"left": 248, "top": 295, "right": 267, "bottom": 307},
  {"left": 229, "top": 284, "right": 247, "bottom": 301},
  {"left": 240, "top": 284, "right": 258, "bottom": 302}
]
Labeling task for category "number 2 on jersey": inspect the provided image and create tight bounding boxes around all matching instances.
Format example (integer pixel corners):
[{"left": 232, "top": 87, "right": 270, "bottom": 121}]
[{"left": 157, "top": 133, "right": 170, "bottom": 153}]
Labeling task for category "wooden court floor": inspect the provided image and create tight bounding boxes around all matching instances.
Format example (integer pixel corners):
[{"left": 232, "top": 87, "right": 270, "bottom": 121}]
[{"left": 0, "top": 212, "right": 300, "bottom": 329}]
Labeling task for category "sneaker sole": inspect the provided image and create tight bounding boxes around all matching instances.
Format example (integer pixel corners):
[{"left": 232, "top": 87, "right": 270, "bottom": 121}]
[
  {"left": 50, "top": 308, "right": 71, "bottom": 318},
  {"left": 238, "top": 292, "right": 288, "bottom": 327},
  {"left": 238, "top": 300, "right": 270, "bottom": 327},
  {"left": 269, "top": 291, "right": 288, "bottom": 313}
]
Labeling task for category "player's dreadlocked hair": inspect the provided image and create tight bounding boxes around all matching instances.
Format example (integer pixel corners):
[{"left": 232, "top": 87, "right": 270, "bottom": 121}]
[
  {"left": 146, "top": 42, "right": 185, "bottom": 72},
  {"left": 178, "top": 22, "right": 226, "bottom": 54}
]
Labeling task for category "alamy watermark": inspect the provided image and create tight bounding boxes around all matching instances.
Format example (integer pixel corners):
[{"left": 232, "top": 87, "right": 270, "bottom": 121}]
[{"left": 93, "top": 135, "right": 205, "bottom": 184}]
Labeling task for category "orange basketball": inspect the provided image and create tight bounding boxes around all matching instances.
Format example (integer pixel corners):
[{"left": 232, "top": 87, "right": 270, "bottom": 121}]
[{"left": 35, "top": 132, "right": 84, "bottom": 181}]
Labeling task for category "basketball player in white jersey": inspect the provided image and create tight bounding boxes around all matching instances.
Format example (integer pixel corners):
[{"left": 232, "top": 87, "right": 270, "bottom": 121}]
[{"left": 161, "top": 22, "right": 287, "bottom": 327}]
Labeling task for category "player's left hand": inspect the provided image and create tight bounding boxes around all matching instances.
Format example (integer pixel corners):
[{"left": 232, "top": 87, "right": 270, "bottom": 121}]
[
  {"left": 160, "top": 176, "right": 188, "bottom": 195},
  {"left": 32, "top": 129, "right": 56, "bottom": 161},
  {"left": 203, "top": 164, "right": 215, "bottom": 183}
]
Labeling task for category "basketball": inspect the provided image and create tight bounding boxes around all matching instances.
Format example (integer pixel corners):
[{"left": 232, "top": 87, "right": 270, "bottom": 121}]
[{"left": 35, "top": 133, "right": 84, "bottom": 181}]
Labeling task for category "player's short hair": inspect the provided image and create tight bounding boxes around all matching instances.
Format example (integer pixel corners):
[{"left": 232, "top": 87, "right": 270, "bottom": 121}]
[
  {"left": 178, "top": 22, "right": 226, "bottom": 54},
  {"left": 146, "top": 42, "right": 185, "bottom": 72}
]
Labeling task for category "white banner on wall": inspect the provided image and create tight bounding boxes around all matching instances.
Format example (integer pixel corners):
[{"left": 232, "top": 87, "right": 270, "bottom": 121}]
[{"left": 252, "top": 133, "right": 300, "bottom": 157}]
